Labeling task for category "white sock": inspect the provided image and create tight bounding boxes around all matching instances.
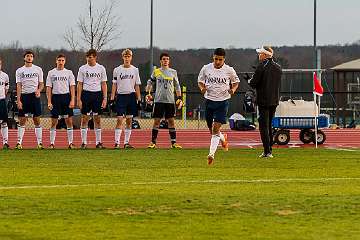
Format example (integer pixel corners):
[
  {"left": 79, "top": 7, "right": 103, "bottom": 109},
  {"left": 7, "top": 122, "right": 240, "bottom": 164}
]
[
  {"left": 209, "top": 134, "right": 221, "bottom": 156},
  {"left": 17, "top": 125, "right": 25, "bottom": 144},
  {"left": 67, "top": 128, "right": 73, "bottom": 144},
  {"left": 95, "top": 128, "right": 102, "bottom": 145},
  {"left": 124, "top": 128, "right": 131, "bottom": 144},
  {"left": 81, "top": 128, "right": 88, "bottom": 144},
  {"left": 219, "top": 132, "right": 225, "bottom": 142},
  {"left": 35, "top": 126, "right": 42, "bottom": 145},
  {"left": 1, "top": 123, "right": 8, "bottom": 144},
  {"left": 50, "top": 128, "right": 56, "bottom": 145},
  {"left": 115, "top": 128, "right": 122, "bottom": 144}
]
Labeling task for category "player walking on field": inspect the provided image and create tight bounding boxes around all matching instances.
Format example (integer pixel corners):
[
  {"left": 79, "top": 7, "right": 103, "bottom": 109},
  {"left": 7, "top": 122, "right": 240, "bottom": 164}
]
[
  {"left": 198, "top": 48, "right": 240, "bottom": 165},
  {"left": 46, "top": 54, "right": 76, "bottom": 149},
  {"left": 77, "top": 49, "right": 108, "bottom": 149},
  {"left": 110, "top": 49, "right": 141, "bottom": 149},
  {"left": 15, "top": 50, "right": 44, "bottom": 149},
  {"left": 146, "top": 53, "right": 183, "bottom": 149},
  {"left": 0, "top": 57, "right": 10, "bottom": 149}
]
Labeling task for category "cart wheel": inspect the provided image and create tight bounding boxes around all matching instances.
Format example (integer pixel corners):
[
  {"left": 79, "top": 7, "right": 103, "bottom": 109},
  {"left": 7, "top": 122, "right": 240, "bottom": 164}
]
[
  {"left": 274, "top": 129, "right": 290, "bottom": 145},
  {"left": 312, "top": 130, "right": 326, "bottom": 145},
  {"left": 299, "top": 129, "right": 313, "bottom": 144}
]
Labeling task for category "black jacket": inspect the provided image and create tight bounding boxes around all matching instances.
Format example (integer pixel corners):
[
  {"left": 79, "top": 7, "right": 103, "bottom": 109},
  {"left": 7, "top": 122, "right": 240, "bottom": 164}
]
[{"left": 249, "top": 58, "right": 282, "bottom": 107}]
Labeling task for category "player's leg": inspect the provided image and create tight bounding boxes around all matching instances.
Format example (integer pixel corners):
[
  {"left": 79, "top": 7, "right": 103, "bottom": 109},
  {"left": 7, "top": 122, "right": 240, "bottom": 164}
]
[
  {"left": 65, "top": 116, "right": 75, "bottom": 149},
  {"left": 33, "top": 95, "right": 43, "bottom": 149},
  {"left": 114, "top": 94, "right": 125, "bottom": 149},
  {"left": 115, "top": 116, "right": 125, "bottom": 149},
  {"left": 0, "top": 99, "right": 9, "bottom": 149},
  {"left": 166, "top": 103, "right": 181, "bottom": 149},
  {"left": 80, "top": 91, "right": 91, "bottom": 149},
  {"left": 148, "top": 102, "right": 162, "bottom": 148},
  {"left": 217, "top": 100, "right": 229, "bottom": 151},
  {"left": 93, "top": 92, "right": 104, "bottom": 149},
  {"left": 123, "top": 116, "right": 134, "bottom": 148},
  {"left": 16, "top": 94, "right": 28, "bottom": 149},
  {"left": 123, "top": 93, "right": 137, "bottom": 149},
  {"left": 49, "top": 118, "right": 58, "bottom": 149}
]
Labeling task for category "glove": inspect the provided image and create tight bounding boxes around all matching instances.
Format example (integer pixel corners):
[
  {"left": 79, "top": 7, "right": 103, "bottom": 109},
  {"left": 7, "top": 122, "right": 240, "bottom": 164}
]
[{"left": 175, "top": 97, "right": 183, "bottom": 110}]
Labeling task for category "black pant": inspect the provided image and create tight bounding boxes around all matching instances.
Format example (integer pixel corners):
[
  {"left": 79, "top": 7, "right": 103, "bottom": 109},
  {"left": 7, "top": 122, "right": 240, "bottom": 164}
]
[{"left": 258, "top": 105, "right": 277, "bottom": 154}]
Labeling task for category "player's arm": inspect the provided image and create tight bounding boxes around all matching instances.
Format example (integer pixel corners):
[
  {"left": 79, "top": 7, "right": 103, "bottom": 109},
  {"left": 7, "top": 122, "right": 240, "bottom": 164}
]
[
  {"left": 135, "top": 85, "right": 141, "bottom": 101},
  {"left": 228, "top": 69, "right": 240, "bottom": 95},
  {"left": 197, "top": 66, "right": 207, "bottom": 94},
  {"left": 69, "top": 85, "right": 75, "bottom": 108},
  {"left": 101, "top": 81, "right": 108, "bottom": 109},
  {"left": 46, "top": 86, "right": 53, "bottom": 110},
  {"left": 174, "top": 71, "right": 183, "bottom": 108},
  {"left": 110, "top": 83, "right": 117, "bottom": 101},
  {"left": 77, "top": 82, "right": 83, "bottom": 109},
  {"left": 36, "top": 69, "right": 44, "bottom": 98},
  {"left": 16, "top": 82, "right": 23, "bottom": 110},
  {"left": 5, "top": 76, "right": 9, "bottom": 96}
]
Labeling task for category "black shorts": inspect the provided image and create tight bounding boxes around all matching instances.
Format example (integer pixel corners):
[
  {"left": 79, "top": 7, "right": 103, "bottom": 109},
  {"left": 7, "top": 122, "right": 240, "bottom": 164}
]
[
  {"left": 0, "top": 99, "right": 8, "bottom": 123},
  {"left": 205, "top": 99, "right": 229, "bottom": 127},
  {"left": 81, "top": 91, "right": 103, "bottom": 115},
  {"left": 153, "top": 102, "right": 175, "bottom": 119},
  {"left": 18, "top": 93, "right": 42, "bottom": 117},
  {"left": 51, "top": 93, "right": 74, "bottom": 119},
  {"left": 116, "top": 93, "right": 138, "bottom": 117}
]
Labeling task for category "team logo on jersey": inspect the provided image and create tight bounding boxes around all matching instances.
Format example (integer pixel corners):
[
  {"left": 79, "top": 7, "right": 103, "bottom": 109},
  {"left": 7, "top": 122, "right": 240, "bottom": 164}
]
[
  {"left": 85, "top": 71, "right": 101, "bottom": 78},
  {"left": 20, "top": 72, "right": 39, "bottom": 79},
  {"left": 51, "top": 75, "right": 68, "bottom": 82},
  {"left": 205, "top": 74, "right": 229, "bottom": 84},
  {"left": 119, "top": 73, "right": 134, "bottom": 80}
]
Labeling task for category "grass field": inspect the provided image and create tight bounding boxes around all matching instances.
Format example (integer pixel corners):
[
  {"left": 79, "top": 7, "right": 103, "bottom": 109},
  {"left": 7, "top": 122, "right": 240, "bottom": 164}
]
[{"left": 0, "top": 148, "right": 360, "bottom": 240}]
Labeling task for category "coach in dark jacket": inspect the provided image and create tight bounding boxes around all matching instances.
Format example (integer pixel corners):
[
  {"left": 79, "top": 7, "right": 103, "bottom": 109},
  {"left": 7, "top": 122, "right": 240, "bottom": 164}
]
[{"left": 248, "top": 46, "right": 282, "bottom": 158}]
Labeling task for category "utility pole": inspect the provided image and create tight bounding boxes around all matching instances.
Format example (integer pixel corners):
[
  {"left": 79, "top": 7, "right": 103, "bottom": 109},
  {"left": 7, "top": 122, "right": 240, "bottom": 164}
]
[{"left": 149, "top": 0, "right": 154, "bottom": 78}]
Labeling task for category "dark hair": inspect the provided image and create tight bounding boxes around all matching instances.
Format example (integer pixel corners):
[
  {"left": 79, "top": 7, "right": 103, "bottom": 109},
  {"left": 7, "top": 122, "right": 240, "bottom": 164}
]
[
  {"left": 23, "top": 50, "right": 35, "bottom": 58},
  {"left": 213, "top": 48, "right": 226, "bottom": 57},
  {"left": 56, "top": 54, "right": 66, "bottom": 59},
  {"left": 160, "top": 52, "right": 170, "bottom": 60},
  {"left": 86, "top": 49, "right": 97, "bottom": 57}
]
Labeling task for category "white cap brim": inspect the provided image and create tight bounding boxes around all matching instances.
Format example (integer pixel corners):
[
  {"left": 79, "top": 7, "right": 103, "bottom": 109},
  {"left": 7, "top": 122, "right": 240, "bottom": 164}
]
[{"left": 256, "top": 47, "right": 273, "bottom": 57}]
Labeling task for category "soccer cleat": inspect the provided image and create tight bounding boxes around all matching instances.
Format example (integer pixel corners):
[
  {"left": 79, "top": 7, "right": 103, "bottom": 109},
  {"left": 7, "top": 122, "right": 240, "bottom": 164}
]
[
  {"left": 15, "top": 143, "right": 23, "bottom": 150},
  {"left": 96, "top": 143, "right": 105, "bottom": 149},
  {"left": 48, "top": 144, "right": 55, "bottom": 149},
  {"left": 37, "top": 143, "right": 44, "bottom": 150},
  {"left": 114, "top": 143, "right": 120, "bottom": 149},
  {"left": 259, "top": 152, "right": 274, "bottom": 158},
  {"left": 124, "top": 143, "right": 134, "bottom": 149},
  {"left": 207, "top": 154, "right": 214, "bottom": 165},
  {"left": 68, "top": 143, "right": 76, "bottom": 149},
  {"left": 2, "top": 143, "right": 9, "bottom": 150},
  {"left": 171, "top": 143, "right": 182, "bottom": 149},
  {"left": 81, "top": 143, "right": 87, "bottom": 150},
  {"left": 221, "top": 133, "right": 229, "bottom": 151},
  {"left": 147, "top": 142, "right": 156, "bottom": 149}
]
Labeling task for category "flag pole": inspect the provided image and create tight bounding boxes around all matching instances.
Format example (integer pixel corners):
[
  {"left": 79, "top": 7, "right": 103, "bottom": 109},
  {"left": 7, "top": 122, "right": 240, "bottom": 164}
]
[{"left": 314, "top": 93, "right": 318, "bottom": 149}]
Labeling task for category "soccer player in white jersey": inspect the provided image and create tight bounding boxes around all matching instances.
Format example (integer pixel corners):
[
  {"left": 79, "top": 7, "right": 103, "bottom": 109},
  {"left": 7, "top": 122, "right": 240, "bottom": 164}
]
[
  {"left": 46, "top": 54, "right": 76, "bottom": 149},
  {"left": 15, "top": 50, "right": 44, "bottom": 150},
  {"left": 198, "top": 48, "right": 240, "bottom": 165},
  {"left": 77, "top": 49, "right": 108, "bottom": 149},
  {"left": 0, "top": 57, "right": 10, "bottom": 149},
  {"left": 110, "top": 49, "right": 141, "bottom": 149}
]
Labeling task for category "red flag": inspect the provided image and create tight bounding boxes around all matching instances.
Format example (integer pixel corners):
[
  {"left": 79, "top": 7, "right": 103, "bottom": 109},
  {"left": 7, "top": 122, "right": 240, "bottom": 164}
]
[{"left": 313, "top": 72, "right": 323, "bottom": 96}]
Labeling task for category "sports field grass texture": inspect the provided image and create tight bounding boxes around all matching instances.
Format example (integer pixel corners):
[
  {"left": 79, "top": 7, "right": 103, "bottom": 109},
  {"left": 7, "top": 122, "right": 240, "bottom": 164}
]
[{"left": 0, "top": 148, "right": 360, "bottom": 240}]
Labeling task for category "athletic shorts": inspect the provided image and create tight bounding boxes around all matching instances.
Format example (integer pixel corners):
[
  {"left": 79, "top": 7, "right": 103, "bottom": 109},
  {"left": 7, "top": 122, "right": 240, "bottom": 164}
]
[
  {"left": 205, "top": 99, "right": 229, "bottom": 127},
  {"left": 153, "top": 102, "right": 175, "bottom": 119},
  {"left": 81, "top": 90, "right": 103, "bottom": 115},
  {"left": 116, "top": 93, "right": 138, "bottom": 117},
  {"left": 51, "top": 93, "right": 74, "bottom": 119},
  {"left": 18, "top": 93, "right": 42, "bottom": 117},
  {"left": 0, "top": 99, "right": 8, "bottom": 122}
]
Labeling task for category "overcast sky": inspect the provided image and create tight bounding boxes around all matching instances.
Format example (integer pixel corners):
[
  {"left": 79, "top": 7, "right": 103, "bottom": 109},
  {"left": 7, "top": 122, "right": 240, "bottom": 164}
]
[{"left": 0, "top": 0, "right": 359, "bottom": 50}]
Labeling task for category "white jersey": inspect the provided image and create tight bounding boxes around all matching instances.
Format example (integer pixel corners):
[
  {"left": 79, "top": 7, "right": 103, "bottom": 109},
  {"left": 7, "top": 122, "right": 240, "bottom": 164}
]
[
  {"left": 198, "top": 63, "right": 240, "bottom": 101},
  {"left": 0, "top": 71, "right": 9, "bottom": 100},
  {"left": 77, "top": 63, "right": 107, "bottom": 92},
  {"left": 46, "top": 68, "right": 75, "bottom": 94},
  {"left": 15, "top": 65, "right": 44, "bottom": 94},
  {"left": 112, "top": 65, "right": 141, "bottom": 94}
]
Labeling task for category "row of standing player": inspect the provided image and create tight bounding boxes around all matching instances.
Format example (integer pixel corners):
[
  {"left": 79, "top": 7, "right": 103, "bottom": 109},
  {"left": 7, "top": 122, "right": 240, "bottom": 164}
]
[{"left": 0, "top": 48, "right": 241, "bottom": 165}]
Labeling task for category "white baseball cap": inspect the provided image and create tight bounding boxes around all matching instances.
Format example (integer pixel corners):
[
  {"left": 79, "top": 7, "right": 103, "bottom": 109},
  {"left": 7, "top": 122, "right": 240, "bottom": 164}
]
[{"left": 256, "top": 46, "right": 273, "bottom": 57}]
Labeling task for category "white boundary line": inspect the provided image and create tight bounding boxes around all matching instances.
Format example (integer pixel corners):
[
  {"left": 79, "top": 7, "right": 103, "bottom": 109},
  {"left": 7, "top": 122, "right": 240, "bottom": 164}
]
[{"left": 1, "top": 178, "right": 360, "bottom": 190}]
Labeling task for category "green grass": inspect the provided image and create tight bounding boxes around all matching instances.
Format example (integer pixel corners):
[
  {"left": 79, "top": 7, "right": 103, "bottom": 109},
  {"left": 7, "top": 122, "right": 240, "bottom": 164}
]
[{"left": 0, "top": 148, "right": 360, "bottom": 240}]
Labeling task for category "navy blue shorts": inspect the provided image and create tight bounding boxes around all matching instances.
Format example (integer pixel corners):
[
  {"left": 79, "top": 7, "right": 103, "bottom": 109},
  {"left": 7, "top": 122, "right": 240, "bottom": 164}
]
[
  {"left": 18, "top": 93, "right": 42, "bottom": 117},
  {"left": 51, "top": 93, "right": 74, "bottom": 119},
  {"left": 153, "top": 102, "right": 175, "bottom": 119},
  {"left": 0, "top": 99, "right": 8, "bottom": 122},
  {"left": 81, "top": 91, "right": 103, "bottom": 115},
  {"left": 205, "top": 99, "right": 229, "bottom": 128},
  {"left": 116, "top": 93, "right": 138, "bottom": 117}
]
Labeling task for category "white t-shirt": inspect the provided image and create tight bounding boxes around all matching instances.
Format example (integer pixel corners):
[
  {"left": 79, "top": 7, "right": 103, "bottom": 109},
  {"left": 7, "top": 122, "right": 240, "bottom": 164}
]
[
  {"left": 77, "top": 63, "right": 107, "bottom": 92},
  {"left": 112, "top": 65, "right": 141, "bottom": 94},
  {"left": 0, "top": 71, "right": 9, "bottom": 100},
  {"left": 15, "top": 65, "right": 44, "bottom": 94},
  {"left": 46, "top": 68, "right": 76, "bottom": 94},
  {"left": 198, "top": 63, "right": 240, "bottom": 101}
]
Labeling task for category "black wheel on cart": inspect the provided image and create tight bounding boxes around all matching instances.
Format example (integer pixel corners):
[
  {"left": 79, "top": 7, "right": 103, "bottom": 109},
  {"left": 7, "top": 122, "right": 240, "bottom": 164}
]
[
  {"left": 299, "top": 129, "right": 314, "bottom": 144},
  {"left": 274, "top": 129, "right": 290, "bottom": 145},
  {"left": 312, "top": 129, "right": 326, "bottom": 145}
]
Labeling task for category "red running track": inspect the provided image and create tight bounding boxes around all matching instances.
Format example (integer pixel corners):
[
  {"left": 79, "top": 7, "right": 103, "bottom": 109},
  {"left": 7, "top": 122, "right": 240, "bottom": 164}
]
[{"left": 4, "top": 129, "right": 360, "bottom": 149}]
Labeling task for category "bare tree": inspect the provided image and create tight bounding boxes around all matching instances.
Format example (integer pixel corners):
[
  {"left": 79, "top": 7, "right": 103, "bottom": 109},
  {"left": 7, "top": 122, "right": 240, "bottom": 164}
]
[{"left": 64, "top": 0, "right": 121, "bottom": 51}]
